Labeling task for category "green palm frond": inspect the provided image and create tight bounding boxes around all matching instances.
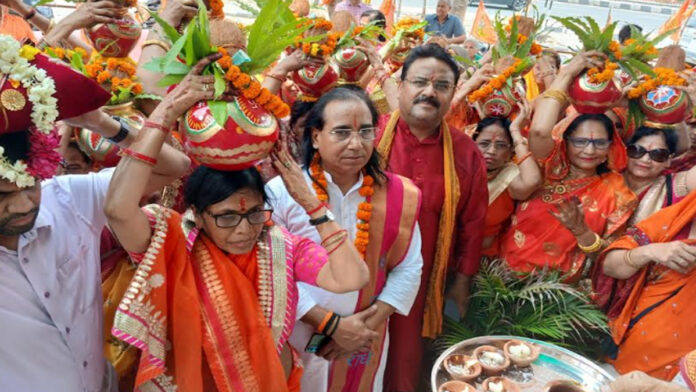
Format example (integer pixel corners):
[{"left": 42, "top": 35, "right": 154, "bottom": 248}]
[{"left": 439, "top": 260, "right": 608, "bottom": 358}]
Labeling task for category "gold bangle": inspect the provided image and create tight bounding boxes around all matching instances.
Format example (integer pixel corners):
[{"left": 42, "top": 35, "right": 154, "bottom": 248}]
[
  {"left": 45, "top": 19, "right": 56, "bottom": 34},
  {"left": 624, "top": 249, "right": 640, "bottom": 269},
  {"left": 142, "top": 39, "right": 171, "bottom": 51},
  {"left": 541, "top": 89, "right": 569, "bottom": 105},
  {"left": 578, "top": 232, "right": 603, "bottom": 253}
]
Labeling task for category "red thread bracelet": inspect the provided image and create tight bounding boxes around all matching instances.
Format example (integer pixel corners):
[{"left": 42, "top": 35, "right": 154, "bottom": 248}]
[
  {"left": 265, "top": 73, "right": 286, "bottom": 83},
  {"left": 306, "top": 202, "right": 327, "bottom": 216},
  {"left": 143, "top": 121, "right": 170, "bottom": 134},
  {"left": 121, "top": 148, "right": 157, "bottom": 166},
  {"left": 327, "top": 236, "right": 347, "bottom": 255}
]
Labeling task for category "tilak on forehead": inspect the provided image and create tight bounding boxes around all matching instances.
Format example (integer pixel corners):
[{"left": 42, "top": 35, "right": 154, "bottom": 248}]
[{"left": 239, "top": 197, "right": 247, "bottom": 212}]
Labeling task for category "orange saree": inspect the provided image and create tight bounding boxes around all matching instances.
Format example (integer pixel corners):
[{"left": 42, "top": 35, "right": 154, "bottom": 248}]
[
  {"left": 595, "top": 191, "right": 696, "bottom": 381},
  {"left": 112, "top": 205, "right": 319, "bottom": 391},
  {"left": 482, "top": 164, "right": 518, "bottom": 257},
  {"left": 499, "top": 115, "right": 637, "bottom": 279}
]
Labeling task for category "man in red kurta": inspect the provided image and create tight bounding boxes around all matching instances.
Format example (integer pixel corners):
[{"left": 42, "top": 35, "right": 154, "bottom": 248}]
[{"left": 376, "top": 44, "right": 487, "bottom": 392}]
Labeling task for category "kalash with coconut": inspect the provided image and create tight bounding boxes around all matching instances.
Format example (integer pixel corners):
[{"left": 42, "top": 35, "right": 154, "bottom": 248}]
[{"left": 144, "top": 0, "right": 320, "bottom": 171}]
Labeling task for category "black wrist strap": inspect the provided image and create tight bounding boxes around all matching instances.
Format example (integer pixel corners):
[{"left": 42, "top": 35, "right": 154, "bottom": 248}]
[
  {"left": 327, "top": 315, "right": 341, "bottom": 337},
  {"left": 309, "top": 214, "right": 330, "bottom": 226},
  {"left": 108, "top": 117, "right": 130, "bottom": 143}
]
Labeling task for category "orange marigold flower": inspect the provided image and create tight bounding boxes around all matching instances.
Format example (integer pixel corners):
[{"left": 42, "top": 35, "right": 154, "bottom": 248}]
[
  {"left": 119, "top": 78, "right": 133, "bottom": 88},
  {"left": 217, "top": 55, "right": 232, "bottom": 69},
  {"left": 319, "top": 45, "right": 331, "bottom": 54},
  {"left": 132, "top": 83, "right": 143, "bottom": 94},
  {"left": 233, "top": 73, "right": 251, "bottom": 88},
  {"left": 274, "top": 104, "right": 290, "bottom": 118},
  {"left": 256, "top": 89, "right": 273, "bottom": 105},
  {"left": 97, "top": 71, "right": 111, "bottom": 84},
  {"left": 74, "top": 47, "right": 88, "bottom": 58},
  {"left": 106, "top": 58, "right": 118, "bottom": 70},
  {"left": 225, "top": 65, "right": 241, "bottom": 81}
]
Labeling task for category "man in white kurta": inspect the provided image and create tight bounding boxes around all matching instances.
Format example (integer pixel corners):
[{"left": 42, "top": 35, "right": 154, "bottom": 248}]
[{"left": 266, "top": 170, "right": 423, "bottom": 392}]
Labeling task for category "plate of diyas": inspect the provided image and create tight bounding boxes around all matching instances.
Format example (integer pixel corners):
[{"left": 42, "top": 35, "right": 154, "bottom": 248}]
[{"left": 432, "top": 336, "right": 614, "bottom": 392}]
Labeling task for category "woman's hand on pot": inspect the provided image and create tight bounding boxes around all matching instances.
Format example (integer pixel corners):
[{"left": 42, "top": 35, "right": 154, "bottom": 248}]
[
  {"left": 561, "top": 51, "right": 605, "bottom": 79},
  {"left": 510, "top": 99, "right": 532, "bottom": 135},
  {"left": 271, "top": 49, "right": 322, "bottom": 75},
  {"left": 159, "top": 0, "right": 198, "bottom": 27},
  {"left": 356, "top": 38, "right": 382, "bottom": 68},
  {"left": 59, "top": 0, "right": 122, "bottom": 30},
  {"left": 151, "top": 54, "right": 221, "bottom": 127},
  {"left": 270, "top": 141, "right": 318, "bottom": 211}
]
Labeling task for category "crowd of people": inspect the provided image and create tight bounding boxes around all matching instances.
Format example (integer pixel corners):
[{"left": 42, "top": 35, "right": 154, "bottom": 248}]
[{"left": 0, "top": 0, "right": 696, "bottom": 390}]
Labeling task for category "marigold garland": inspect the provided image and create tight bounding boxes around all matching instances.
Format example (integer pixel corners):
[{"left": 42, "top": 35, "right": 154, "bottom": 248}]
[
  {"left": 627, "top": 67, "right": 687, "bottom": 99},
  {"left": 216, "top": 47, "right": 290, "bottom": 118},
  {"left": 467, "top": 58, "right": 522, "bottom": 103},
  {"left": 586, "top": 60, "right": 618, "bottom": 84},
  {"left": 393, "top": 17, "right": 425, "bottom": 40},
  {"left": 310, "top": 153, "right": 373, "bottom": 259},
  {"left": 84, "top": 56, "right": 143, "bottom": 102},
  {"left": 517, "top": 34, "right": 542, "bottom": 56},
  {"left": 43, "top": 46, "right": 88, "bottom": 62}
]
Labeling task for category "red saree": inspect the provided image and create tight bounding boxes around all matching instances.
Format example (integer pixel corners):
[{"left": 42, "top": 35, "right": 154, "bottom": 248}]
[
  {"left": 112, "top": 205, "right": 326, "bottom": 391},
  {"left": 594, "top": 191, "right": 696, "bottom": 380},
  {"left": 499, "top": 115, "right": 636, "bottom": 279}
]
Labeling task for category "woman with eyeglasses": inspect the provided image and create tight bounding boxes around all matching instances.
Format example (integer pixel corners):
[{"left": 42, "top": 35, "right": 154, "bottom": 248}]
[
  {"left": 471, "top": 101, "right": 542, "bottom": 258},
  {"left": 266, "top": 87, "right": 423, "bottom": 391},
  {"left": 102, "top": 58, "right": 371, "bottom": 392},
  {"left": 497, "top": 52, "right": 637, "bottom": 280}
]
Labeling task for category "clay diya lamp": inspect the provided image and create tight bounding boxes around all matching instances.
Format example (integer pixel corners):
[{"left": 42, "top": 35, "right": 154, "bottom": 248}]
[
  {"left": 482, "top": 377, "right": 521, "bottom": 392},
  {"left": 438, "top": 380, "right": 477, "bottom": 392},
  {"left": 443, "top": 354, "right": 482, "bottom": 383},
  {"left": 473, "top": 345, "right": 510, "bottom": 376},
  {"left": 543, "top": 380, "right": 588, "bottom": 392},
  {"left": 504, "top": 340, "right": 540, "bottom": 367}
]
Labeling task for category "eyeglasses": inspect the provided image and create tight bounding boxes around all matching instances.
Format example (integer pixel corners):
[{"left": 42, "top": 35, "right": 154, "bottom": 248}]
[
  {"left": 567, "top": 137, "right": 612, "bottom": 150},
  {"left": 205, "top": 209, "right": 273, "bottom": 228},
  {"left": 404, "top": 77, "right": 454, "bottom": 93},
  {"left": 328, "top": 127, "right": 377, "bottom": 143},
  {"left": 627, "top": 144, "right": 671, "bottom": 163},
  {"left": 476, "top": 141, "right": 511, "bottom": 151}
]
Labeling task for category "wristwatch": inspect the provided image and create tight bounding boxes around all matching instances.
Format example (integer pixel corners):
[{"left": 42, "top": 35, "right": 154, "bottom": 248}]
[{"left": 309, "top": 209, "right": 335, "bottom": 226}]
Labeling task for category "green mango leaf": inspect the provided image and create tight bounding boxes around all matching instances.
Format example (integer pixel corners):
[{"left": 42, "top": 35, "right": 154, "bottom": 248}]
[
  {"left": 35, "top": 0, "right": 53, "bottom": 6},
  {"left": 134, "top": 93, "right": 164, "bottom": 101},
  {"left": 70, "top": 52, "right": 86, "bottom": 74},
  {"left": 208, "top": 100, "right": 229, "bottom": 127},
  {"left": 213, "top": 66, "right": 226, "bottom": 99},
  {"left": 163, "top": 32, "right": 189, "bottom": 70},
  {"left": 157, "top": 73, "right": 186, "bottom": 87},
  {"left": 163, "top": 60, "right": 192, "bottom": 74},
  {"left": 148, "top": 10, "right": 181, "bottom": 43},
  {"left": 142, "top": 57, "right": 166, "bottom": 73}
]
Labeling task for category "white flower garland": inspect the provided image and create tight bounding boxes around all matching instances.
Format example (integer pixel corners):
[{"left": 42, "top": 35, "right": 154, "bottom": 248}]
[
  {"left": 0, "top": 146, "right": 35, "bottom": 188},
  {"left": 0, "top": 35, "right": 58, "bottom": 134}
]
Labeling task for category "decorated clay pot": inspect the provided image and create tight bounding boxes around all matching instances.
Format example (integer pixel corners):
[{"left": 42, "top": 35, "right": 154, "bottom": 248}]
[
  {"left": 568, "top": 71, "right": 622, "bottom": 114},
  {"left": 292, "top": 62, "right": 339, "bottom": 101},
  {"left": 333, "top": 47, "right": 369, "bottom": 83},
  {"left": 639, "top": 85, "right": 690, "bottom": 125},
  {"left": 85, "top": 11, "right": 142, "bottom": 58},
  {"left": 481, "top": 83, "right": 525, "bottom": 118},
  {"left": 75, "top": 102, "right": 145, "bottom": 167},
  {"left": 386, "top": 48, "right": 410, "bottom": 74},
  {"left": 180, "top": 96, "right": 279, "bottom": 170}
]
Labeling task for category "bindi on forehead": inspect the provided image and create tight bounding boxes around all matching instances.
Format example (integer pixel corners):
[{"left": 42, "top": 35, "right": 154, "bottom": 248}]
[{"left": 239, "top": 197, "right": 247, "bottom": 212}]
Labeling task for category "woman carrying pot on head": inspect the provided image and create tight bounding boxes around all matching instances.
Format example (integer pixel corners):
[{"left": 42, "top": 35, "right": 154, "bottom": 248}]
[
  {"left": 103, "top": 56, "right": 370, "bottom": 392},
  {"left": 266, "top": 87, "right": 423, "bottom": 392},
  {"left": 471, "top": 100, "right": 542, "bottom": 258},
  {"left": 497, "top": 51, "right": 637, "bottom": 280}
]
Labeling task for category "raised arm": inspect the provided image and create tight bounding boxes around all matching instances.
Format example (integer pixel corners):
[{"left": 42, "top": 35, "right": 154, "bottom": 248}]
[
  {"left": 261, "top": 50, "right": 318, "bottom": 95},
  {"left": 508, "top": 99, "right": 543, "bottom": 200},
  {"left": 270, "top": 146, "right": 370, "bottom": 294},
  {"left": 104, "top": 56, "right": 218, "bottom": 253},
  {"left": 39, "top": 1, "right": 122, "bottom": 51},
  {"left": 528, "top": 51, "right": 603, "bottom": 159},
  {"left": 359, "top": 39, "right": 399, "bottom": 112}
]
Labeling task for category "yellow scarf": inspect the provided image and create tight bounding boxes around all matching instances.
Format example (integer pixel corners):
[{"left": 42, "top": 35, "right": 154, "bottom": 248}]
[
  {"left": 377, "top": 110, "right": 460, "bottom": 338},
  {"left": 524, "top": 71, "right": 540, "bottom": 101}
]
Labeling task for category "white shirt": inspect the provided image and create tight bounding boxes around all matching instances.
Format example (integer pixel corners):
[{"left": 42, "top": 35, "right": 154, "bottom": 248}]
[{"left": 0, "top": 169, "right": 113, "bottom": 392}]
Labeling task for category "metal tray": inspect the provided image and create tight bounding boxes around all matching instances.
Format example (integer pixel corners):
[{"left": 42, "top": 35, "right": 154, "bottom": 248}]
[{"left": 432, "top": 336, "right": 615, "bottom": 392}]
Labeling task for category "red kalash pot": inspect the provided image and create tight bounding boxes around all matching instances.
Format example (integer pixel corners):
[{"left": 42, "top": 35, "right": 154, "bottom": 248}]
[
  {"left": 481, "top": 83, "right": 525, "bottom": 118},
  {"left": 333, "top": 47, "right": 369, "bottom": 83},
  {"left": 639, "top": 85, "right": 691, "bottom": 125},
  {"left": 180, "top": 95, "right": 279, "bottom": 170},
  {"left": 568, "top": 70, "right": 622, "bottom": 114},
  {"left": 85, "top": 9, "right": 142, "bottom": 58},
  {"left": 292, "top": 62, "right": 339, "bottom": 101}
]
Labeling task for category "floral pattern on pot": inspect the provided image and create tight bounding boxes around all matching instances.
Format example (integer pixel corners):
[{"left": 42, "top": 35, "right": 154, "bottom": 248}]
[
  {"left": 86, "top": 14, "right": 142, "bottom": 58},
  {"left": 481, "top": 83, "right": 524, "bottom": 118},
  {"left": 639, "top": 85, "right": 690, "bottom": 125},
  {"left": 292, "top": 62, "right": 338, "bottom": 101},
  {"left": 180, "top": 96, "right": 279, "bottom": 171},
  {"left": 333, "top": 47, "right": 369, "bottom": 83}
]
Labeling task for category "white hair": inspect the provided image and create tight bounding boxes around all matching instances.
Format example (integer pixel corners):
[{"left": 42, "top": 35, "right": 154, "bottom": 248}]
[{"left": 437, "top": 0, "right": 453, "bottom": 7}]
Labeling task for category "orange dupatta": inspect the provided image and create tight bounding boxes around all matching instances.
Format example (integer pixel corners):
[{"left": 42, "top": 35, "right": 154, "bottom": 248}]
[
  {"left": 112, "top": 206, "right": 289, "bottom": 391},
  {"left": 595, "top": 191, "right": 696, "bottom": 380}
]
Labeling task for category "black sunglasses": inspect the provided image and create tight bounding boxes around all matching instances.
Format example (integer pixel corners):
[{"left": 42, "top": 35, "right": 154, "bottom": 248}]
[{"left": 626, "top": 144, "right": 671, "bottom": 163}]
